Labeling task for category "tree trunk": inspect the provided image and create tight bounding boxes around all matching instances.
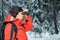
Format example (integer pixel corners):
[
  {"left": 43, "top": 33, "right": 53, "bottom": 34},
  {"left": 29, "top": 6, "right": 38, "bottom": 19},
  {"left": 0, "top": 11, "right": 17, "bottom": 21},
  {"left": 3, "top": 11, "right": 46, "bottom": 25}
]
[
  {"left": 2, "top": 0, "right": 4, "bottom": 21},
  {"left": 53, "top": 0, "right": 59, "bottom": 34}
]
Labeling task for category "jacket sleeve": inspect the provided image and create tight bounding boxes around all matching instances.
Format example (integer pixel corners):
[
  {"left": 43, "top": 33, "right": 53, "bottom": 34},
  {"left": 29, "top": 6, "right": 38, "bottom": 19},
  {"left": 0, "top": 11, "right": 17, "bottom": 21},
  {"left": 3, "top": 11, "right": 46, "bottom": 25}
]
[
  {"left": 23, "top": 15, "right": 33, "bottom": 32},
  {"left": 4, "top": 23, "right": 12, "bottom": 40}
]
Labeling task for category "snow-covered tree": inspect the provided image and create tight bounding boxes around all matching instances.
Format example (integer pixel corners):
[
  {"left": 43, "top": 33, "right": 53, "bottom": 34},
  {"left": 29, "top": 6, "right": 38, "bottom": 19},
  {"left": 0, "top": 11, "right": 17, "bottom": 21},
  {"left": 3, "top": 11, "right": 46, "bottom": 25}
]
[{"left": 0, "top": 0, "right": 60, "bottom": 37}]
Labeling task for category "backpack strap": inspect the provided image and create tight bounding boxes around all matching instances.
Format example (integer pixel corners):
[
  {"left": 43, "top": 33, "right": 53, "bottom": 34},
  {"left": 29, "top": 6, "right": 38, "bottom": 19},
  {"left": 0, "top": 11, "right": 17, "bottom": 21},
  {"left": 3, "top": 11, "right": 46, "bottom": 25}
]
[{"left": 9, "top": 22, "right": 18, "bottom": 40}]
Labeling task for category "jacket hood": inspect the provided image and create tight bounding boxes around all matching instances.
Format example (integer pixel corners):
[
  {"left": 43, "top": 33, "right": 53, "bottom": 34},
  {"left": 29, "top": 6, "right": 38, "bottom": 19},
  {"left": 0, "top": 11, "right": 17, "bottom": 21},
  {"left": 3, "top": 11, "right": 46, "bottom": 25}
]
[{"left": 5, "top": 13, "right": 13, "bottom": 22}]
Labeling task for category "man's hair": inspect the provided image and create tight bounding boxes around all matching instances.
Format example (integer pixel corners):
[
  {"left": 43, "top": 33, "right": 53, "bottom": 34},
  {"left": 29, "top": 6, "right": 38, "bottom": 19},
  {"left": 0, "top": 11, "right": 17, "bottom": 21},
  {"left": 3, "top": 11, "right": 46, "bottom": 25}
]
[{"left": 9, "top": 6, "right": 23, "bottom": 17}]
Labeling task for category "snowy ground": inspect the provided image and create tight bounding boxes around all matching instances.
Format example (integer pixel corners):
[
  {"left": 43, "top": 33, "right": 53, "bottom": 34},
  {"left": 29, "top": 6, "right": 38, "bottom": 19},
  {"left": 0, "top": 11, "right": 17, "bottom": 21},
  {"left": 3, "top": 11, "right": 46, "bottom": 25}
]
[{"left": 26, "top": 32, "right": 60, "bottom": 40}]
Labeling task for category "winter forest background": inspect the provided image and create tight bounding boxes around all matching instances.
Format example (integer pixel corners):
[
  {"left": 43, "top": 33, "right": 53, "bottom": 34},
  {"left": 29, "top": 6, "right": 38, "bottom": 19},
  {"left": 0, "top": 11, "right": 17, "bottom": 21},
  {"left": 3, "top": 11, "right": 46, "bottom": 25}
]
[{"left": 0, "top": 0, "right": 60, "bottom": 40}]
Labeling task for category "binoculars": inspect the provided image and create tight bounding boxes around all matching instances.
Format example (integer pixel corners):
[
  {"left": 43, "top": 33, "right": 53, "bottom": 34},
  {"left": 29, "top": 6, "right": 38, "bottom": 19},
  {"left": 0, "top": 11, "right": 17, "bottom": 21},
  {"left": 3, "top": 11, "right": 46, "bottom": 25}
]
[
  {"left": 22, "top": 8, "right": 29, "bottom": 15},
  {"left": 22, "top": 12, "right": 29, "bottom": 15}
]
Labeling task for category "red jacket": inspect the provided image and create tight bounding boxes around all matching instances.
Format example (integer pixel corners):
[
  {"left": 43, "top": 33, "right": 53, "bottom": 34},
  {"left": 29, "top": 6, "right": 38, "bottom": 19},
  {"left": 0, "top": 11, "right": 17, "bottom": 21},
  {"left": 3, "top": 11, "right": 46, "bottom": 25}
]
[{"left": 4, "top": 13, "right": 33, "bottom": 40}]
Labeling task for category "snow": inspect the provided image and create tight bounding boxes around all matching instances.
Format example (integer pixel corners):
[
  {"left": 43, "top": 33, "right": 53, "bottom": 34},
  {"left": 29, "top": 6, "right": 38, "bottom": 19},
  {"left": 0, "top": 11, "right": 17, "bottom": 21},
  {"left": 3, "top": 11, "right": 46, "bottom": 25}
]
[{"left": 26, "top": 32, "right": 60, "bottom": 40}]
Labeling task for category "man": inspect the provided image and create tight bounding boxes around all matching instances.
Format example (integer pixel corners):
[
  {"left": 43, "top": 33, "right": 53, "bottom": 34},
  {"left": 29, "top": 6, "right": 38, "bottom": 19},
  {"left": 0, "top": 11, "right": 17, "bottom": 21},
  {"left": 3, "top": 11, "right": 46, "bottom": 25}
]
[{"left": 4, "top": 6, "right": 33, "bottom": 40}]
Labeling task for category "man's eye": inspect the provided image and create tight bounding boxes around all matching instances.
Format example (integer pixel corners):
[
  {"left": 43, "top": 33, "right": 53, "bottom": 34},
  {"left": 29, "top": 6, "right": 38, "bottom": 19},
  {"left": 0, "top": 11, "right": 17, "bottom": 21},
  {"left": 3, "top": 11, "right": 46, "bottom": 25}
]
[{"left": 22, "top": 13, "right": 25, "bottom": 15}]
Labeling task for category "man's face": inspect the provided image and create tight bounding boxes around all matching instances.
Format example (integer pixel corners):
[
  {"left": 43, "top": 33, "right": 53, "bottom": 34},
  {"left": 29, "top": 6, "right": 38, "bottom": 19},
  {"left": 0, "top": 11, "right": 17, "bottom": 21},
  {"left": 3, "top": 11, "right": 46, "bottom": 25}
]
[{"left": 16, "top": 12, "right": 24, "bottom": 20}]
